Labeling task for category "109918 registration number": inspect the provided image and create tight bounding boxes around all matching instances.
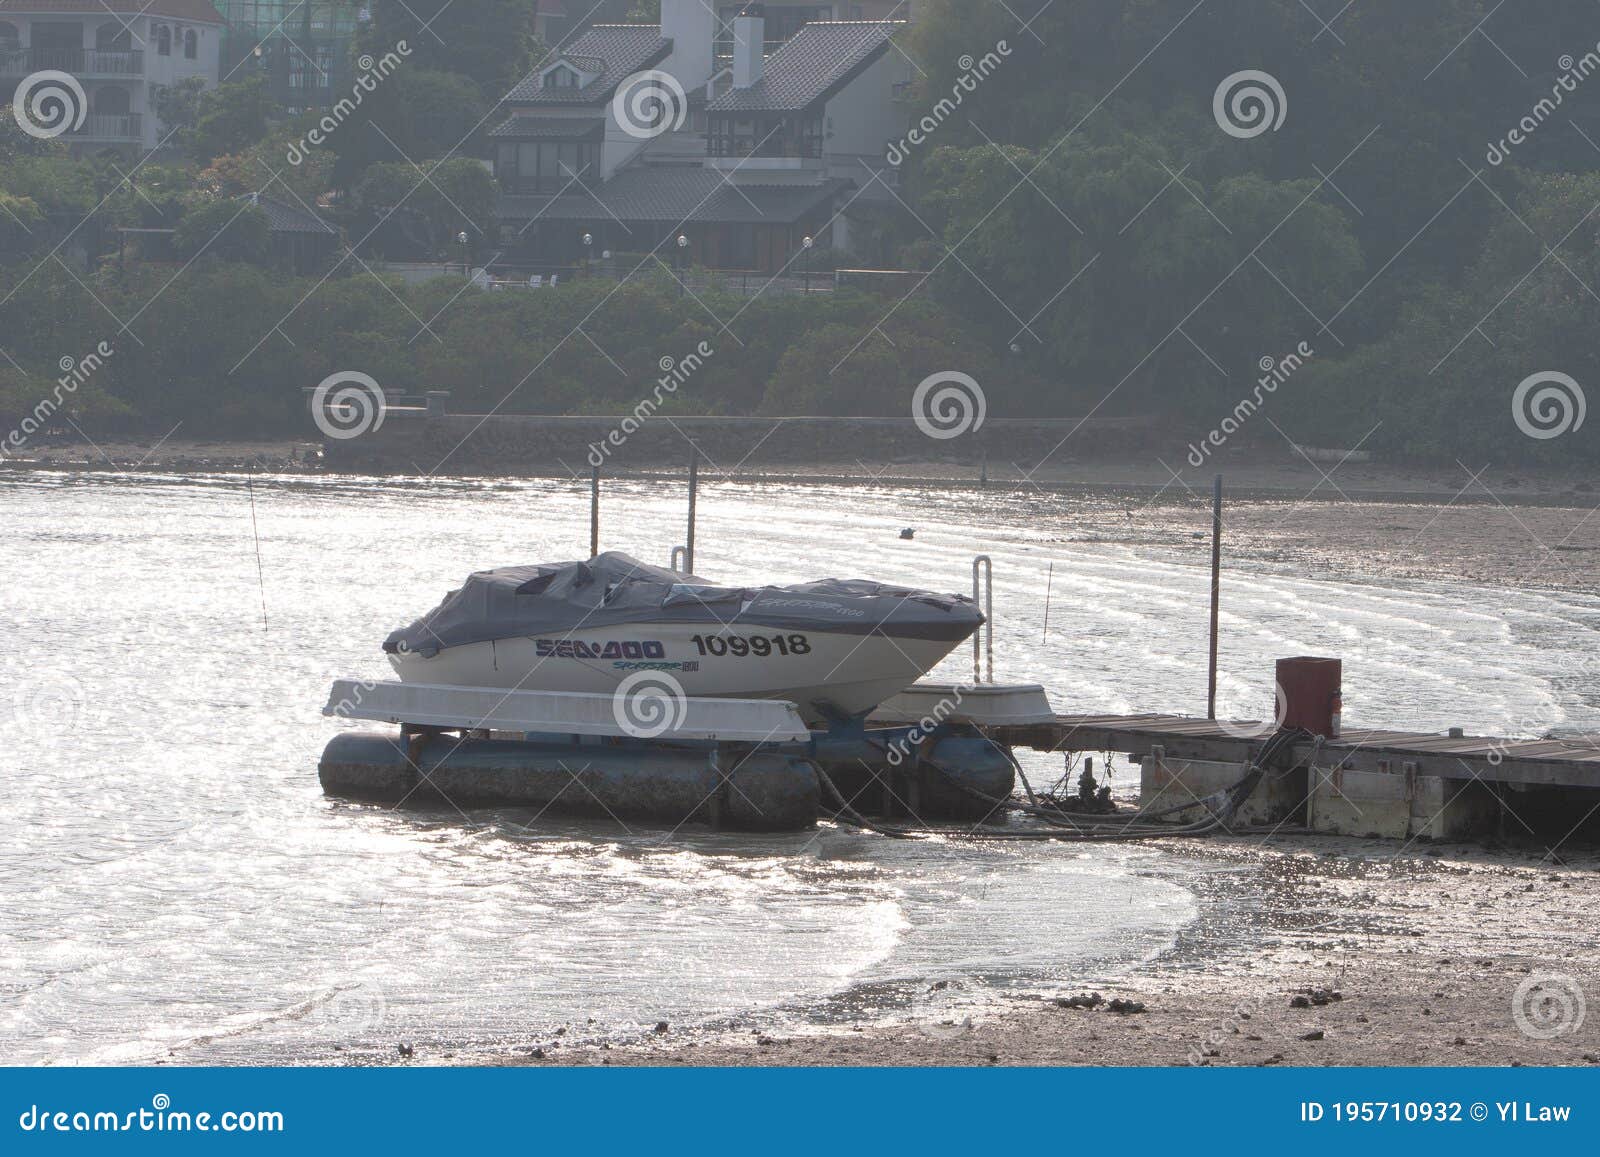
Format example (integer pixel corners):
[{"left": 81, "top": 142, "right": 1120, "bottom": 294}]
[{"left": 691, "top": 633, "right": 811, "bottom": 657}]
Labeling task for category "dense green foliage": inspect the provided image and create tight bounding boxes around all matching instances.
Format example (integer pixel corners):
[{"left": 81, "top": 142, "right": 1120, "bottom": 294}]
[
  {"left": 902, "top": 0, "right": 1600, "bottom": 461},
  {"left": 171, "top": 201, "right": 271, "bottom": 264},
  {"left": 3, "top": 1, "right": 1600, "bottom": 463},
  {"left": 0, "top": 262, "right": 1027, "bottom": 436}
]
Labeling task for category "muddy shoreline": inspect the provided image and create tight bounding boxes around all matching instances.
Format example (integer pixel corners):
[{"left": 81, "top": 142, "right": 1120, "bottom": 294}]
[
  {"left": 8, "top": 441, "right": 1599, "bottom": 594},
  {"left": 4, "top": 436, "right": 1597, "bottom": 503},
  {"left": 491, "top": 837, "right": 1600, "bottom": 1068}
]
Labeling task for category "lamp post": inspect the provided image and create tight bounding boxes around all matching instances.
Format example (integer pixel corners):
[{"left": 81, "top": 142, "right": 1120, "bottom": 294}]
[
  {"left": 801, "top": 234, "right": 814, "bottom": 295},
  {"left": 582, "top": 231, "right": 593, "bottom": 277},
  {"left": 677, "top": 233, "right": 689, "bottom": 296},
  {"left": 457, "top": 230, "right": 469, "bottom": 276}
]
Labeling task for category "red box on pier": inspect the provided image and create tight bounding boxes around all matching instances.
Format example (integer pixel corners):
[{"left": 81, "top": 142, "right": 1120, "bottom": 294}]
[{"left": 1275, "top": 656, "right": 1342, "bottom": 738}]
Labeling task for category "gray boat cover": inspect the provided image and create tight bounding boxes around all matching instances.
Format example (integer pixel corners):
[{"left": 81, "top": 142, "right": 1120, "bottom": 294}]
[{"left": 384, "top": 551, "right": 984, "bottom": 657}]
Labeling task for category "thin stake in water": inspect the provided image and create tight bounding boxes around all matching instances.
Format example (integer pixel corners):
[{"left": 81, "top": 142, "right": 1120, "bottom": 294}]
[
  {"left": 247, "top": 472, "right": 268, "bottom": 631},
  {"left": 1042, "top": 561, "right": 1054, "bottom": 641}
]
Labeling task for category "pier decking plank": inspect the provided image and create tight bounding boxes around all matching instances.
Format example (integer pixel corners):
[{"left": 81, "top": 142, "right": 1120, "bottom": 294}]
[{"left": 1000, "top": 714, "right": 1600, "bottom": 789}]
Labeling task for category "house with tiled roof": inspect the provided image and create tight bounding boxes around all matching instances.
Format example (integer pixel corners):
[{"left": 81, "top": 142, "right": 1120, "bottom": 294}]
[
  {"left": 491, "top": 1, "right": 913, "bottom": 274},
  {"left": 0, "top": 0, "right": 224, "bottom": 153}
]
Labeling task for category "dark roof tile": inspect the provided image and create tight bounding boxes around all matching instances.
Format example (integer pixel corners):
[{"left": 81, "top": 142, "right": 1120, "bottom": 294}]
[
  {"left": 505, "top": 25, "right": 671, "bottom": 106},
  {"left": 244, "top": 193, "right": 336, "bottom": 236},
  {"left": 498, "top": 167, "right": 847, "bottom": 226},
  {"left": 0, "top": 0, "right": 223, "bottom": 20},
  {"left": 707, "top": 21, "right": 902, "bottom": 113}
]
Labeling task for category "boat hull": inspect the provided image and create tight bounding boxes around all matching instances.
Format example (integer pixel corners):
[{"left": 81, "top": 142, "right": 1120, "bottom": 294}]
[{"left": 388, "top": 624, "right": 964, "bottom": 724}]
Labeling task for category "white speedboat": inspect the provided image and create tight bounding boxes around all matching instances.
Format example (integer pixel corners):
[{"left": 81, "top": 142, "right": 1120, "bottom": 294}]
[{"left": 384, "top": 552, "right": 984, "bottom": 724}]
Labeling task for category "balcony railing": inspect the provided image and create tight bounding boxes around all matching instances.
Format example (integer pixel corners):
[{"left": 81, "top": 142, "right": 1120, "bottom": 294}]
[
  {"left": 0, "top": 47, "right": 144, "bottom": 77},
  {"left": 71, "top": 113, "right": 143, "bottom": 142}
]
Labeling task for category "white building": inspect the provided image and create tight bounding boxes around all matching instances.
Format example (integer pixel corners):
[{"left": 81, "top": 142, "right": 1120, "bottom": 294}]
[
  {"left": 492, "top": 1, "right": 913, "bottom": 272},
  {"left": 0, "top": 0, "right": 224, "bottom": 154}
]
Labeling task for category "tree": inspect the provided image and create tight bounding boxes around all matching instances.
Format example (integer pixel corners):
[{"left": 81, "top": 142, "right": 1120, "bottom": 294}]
[
  {"left": 191, "top": 76, "right": 276, "bottom": 163},
  {"left": 0, "top": 107, "right": 64, "bottom": 163},
  {"left": 197, "top": 119, "right": 335, "bottom": 210},
  {"left": 351, "top": 158, "right": 498, "bottom": 258},
  {"left": 329, "top": 68, "right": 487, "bottom": 187},
  {"left": 151, "top": 77, "right": 208, "bottom": 149},
  {"left": 915, "top": 129, "right": 1362, "bottom": 414},
  {"left": 362, "top": 0, "right": 544, "bottom": 103},
  {"left": 172, "top": 199, "right": 272, "bottom": 264}
]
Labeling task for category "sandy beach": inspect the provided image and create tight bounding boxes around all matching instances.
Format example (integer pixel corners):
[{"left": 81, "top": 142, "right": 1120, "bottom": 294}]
[{"left": 503, "top": 837, "right": 1600, "bottom": 1068}]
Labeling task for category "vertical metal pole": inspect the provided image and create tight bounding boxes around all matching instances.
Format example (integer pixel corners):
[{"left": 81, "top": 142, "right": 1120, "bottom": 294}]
[
  {"left": 972, "top": 556, "right": 993, "bottom": 684},
  {"left": 686, "top": 457, "right": 698, "bottom": 574},
  {"left": 1207, "top": 474, "right": 1223, "bottom": 719},
  {"left": 590, "top": 462, "right": 601, "bottom": 558},
  {"left": 1042, "top": 561, "right": 1054, "bottom": 642}
]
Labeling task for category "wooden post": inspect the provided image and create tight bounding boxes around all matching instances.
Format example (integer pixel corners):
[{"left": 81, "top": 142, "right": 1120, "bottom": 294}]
[
  {"left": 686, "top": 457, "right": 698, "bottom": 574},
  {"left": 590, "top": 462, "right": 600, "bottom": 558},
  {"left": 1207, "top": 474, "right": 1223, "bottom": 719}
]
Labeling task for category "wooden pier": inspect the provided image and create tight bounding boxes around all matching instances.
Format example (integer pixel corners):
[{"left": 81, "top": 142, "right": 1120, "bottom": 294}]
[
  {"left": 991, "top": 714, "right": 1600, "bottom": 789},
  {"left": 964, "top": 713, "right": 1600, "bottom": 841}
]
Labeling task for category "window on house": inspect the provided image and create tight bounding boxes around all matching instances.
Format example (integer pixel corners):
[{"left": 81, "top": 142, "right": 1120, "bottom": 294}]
[
  {"left": 709, "top": 113, "right": 823, "bottom": 159},
  {"left": 508, "top": 140, "right": 599, "bottom": 193},
  {"left": 0, "top": 22, "right": 19, "bottom": 53},
  {"left": 95, "top": 22, "right": 132, "bottom": 52},
  {"left": 157, "top": 25, "right": 170, "bottom": 56},
  {"left": 546, "top": 66, "right": 577, "bottom": 89},
  {"left": 94, "top": 85, "right": 131, "bottom": 115},
  {"left": 184, "top": 29, "right": 197, "bottom": 60}
]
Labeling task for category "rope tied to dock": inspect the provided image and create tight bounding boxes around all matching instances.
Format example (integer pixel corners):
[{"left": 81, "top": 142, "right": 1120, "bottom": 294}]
[{"left": 816, "top": 728, "right": 1306, "bottom": 843}]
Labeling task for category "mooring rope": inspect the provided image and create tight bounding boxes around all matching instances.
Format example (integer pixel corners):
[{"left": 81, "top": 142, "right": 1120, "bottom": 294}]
[{"left": 814, "top": 728, "right": 1306, "bottom": 844}]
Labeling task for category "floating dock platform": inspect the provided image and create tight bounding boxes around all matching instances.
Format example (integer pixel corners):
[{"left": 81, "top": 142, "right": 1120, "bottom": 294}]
[
  {"left": 967, "top": 714, "right": 1600, "bottom": 841},
  {"left": 318, "top": 678, "right": 1599, "bottom": 842},
  {"left": 318, "top": 681, "right": 1022, "bottom": 832}
]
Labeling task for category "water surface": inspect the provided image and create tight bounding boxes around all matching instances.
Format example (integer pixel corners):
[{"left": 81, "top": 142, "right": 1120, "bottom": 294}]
[{"left": 3, "top": 474, "right": 1595, "bottom": 1064}]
